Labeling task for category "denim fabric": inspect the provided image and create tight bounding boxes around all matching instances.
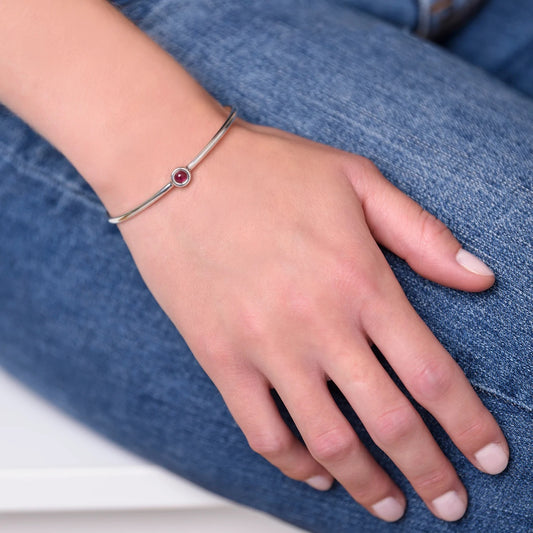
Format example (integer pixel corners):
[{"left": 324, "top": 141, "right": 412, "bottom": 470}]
[
  {"left": 442, "top": 0, "right": 533, "bottom": 98},
  {"left": 332, "top": 0, "right": 418, "bottom": 32},
  {"left": 327, "top": 0, "right": 488, "bottom": 38},
  {"left": 0, "top": 1, "right": 532, "bottom": 532}
]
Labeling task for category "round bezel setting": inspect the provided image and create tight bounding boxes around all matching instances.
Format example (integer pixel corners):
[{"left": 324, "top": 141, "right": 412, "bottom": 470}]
[{"left": 171, "top": 167, "right": 192, "bottom": 187}]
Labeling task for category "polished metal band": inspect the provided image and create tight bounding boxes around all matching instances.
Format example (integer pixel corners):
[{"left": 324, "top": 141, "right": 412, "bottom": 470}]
[{"left": 107, "top": 107, "right": 237, "bottom": 224}]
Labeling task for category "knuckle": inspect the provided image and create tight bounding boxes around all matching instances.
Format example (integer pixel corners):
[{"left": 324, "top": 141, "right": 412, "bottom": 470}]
[
  {"left": 203, "top": 342, "right": 232, "bottom": 365},
  {"left": 283, "top": 285, "right": 315, "bottom": 322},
  {"left": 201, "top": 343, "right": 250, "bottom": 380},
  {"left": 350, "top": 480, "right": 392, "bottom": 506},
  {"left": 330, "top": 256, "right": 360, "bottom": 295},
  {"left": 238, "top": 305, "right": 269, "bottom": 345},
  {"left": 348, "top": 483, "right": 378, "bottom": 504},
  {"left": 198, "top": 344, "right": 241, "bottom": 380},
  {"left": 281, "top": 460, "right": 314, "bottom": 482},
  {"left": 412, "top": 465, "right": 454, "bottom": 494},
  {"left": 339, "top": 360, "right": 374, "bottom": 388},
  {"left": 342, "top": 155, "right": 378, "bottom": 198},
  {"left": 455, "top": 409, "right": 492, "bottom": 441},
  {"left": 410, "top": 359, "right": 456, "bottom": 403},
  {"left": 353, "top": 155, "right": 380, "bottom": 177},
  {"left": 417, "top": 208, "right": 452, "bottom": 248},
  {"left": 308, "top": 426, "right": 356, "bottom": 463},
  {"left": 329, "top": 252, "right": 382, "bottom": 302},
  {"left": 331, "top": 252, "right": 357, "bottom": 280},
  {"left": 248, "top": 432, "right": 291, "bottom": 459},
  {"left": 373, "top": 404, "right": 419, "bottom": 447},
  {"left": 187, "top": 323, "right": 231, "bottom": 363}
]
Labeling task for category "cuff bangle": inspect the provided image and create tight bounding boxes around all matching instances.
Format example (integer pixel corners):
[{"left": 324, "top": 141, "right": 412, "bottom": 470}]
[{"left": 107, "top": 107, "right": 237, "bottom": 224}]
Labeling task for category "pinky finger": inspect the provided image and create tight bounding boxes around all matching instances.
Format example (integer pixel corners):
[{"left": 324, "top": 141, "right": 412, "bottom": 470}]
[{"left": 217, "top": 373, "right": 334, "bottom": 491}]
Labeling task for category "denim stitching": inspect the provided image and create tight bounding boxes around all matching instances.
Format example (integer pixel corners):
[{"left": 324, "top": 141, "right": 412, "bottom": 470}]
[{"left": 472, "top": 383, "right": 532, "bottom": 413}]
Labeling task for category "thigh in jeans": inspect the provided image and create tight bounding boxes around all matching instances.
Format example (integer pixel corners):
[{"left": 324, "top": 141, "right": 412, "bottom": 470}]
[{"left": 0, "top": 1, "right": 531, "bottom": 531}]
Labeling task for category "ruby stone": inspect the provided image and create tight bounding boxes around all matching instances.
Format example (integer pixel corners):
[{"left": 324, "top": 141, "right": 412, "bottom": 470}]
[{"left": 174, "top": 170, "right": 189, "bottom": 184}]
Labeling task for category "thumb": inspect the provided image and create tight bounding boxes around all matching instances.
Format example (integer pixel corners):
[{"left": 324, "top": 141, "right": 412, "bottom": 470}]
[{"left": 348, "top": 159, "right": 495, "bottom": 292}]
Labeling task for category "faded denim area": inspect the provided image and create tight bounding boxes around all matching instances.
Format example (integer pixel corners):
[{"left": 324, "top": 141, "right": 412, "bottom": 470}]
[{"left": 0, "top": 1, "right": 531, "bottom": 532}]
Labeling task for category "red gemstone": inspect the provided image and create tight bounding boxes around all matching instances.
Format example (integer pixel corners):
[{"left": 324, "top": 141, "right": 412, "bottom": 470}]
[{"left": 175, "top": 170, "right": 188, "bottom": 184}]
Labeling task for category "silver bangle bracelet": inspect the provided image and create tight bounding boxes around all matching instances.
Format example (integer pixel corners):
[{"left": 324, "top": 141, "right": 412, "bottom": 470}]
[{"left": 107, "top": 107, "right": 237, "bottom": 224}]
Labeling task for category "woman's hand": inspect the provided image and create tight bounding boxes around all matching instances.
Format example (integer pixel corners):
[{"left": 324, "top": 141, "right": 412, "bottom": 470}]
[
  {"left": 111, "top": 119, "right": 508, "bottom": 523},
  {"left": 0, "top": 0, "right": 507, "bottom": 524}
]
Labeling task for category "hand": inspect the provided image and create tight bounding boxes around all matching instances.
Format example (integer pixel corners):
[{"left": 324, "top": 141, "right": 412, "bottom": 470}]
[
  {"left": 0, "top": 0, "right": 507, "bottom": 521},
  {"left": 113, "top": 119, "right": 508, "bottom": 523}
]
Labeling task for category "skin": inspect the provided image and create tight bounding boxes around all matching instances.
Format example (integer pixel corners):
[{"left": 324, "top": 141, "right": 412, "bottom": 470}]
[{"left": 0, "top": 0, "right": 509, "bottom": 523}]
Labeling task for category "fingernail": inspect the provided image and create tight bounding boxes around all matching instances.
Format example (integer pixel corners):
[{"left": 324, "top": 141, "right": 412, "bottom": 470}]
[
  {"left": 431, "top": 490, "right": 467, "bottom": 521},
  {"left": 474, "top": 443, "right": 509, "bottom": 474},
  {"left": 372, "top": 496, "right": 405, "bottom": 522},
  {"left": 456, "top": 248, "right": 494, "bottom": 276},
  {"left": 305, "top": 475, "right": 333, "bottom": 491}
]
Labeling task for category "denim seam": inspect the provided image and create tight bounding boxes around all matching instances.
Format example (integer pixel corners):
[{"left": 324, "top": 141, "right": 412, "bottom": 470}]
[{"left": 471, "top": 383, "right": 532, "bottom": 413}]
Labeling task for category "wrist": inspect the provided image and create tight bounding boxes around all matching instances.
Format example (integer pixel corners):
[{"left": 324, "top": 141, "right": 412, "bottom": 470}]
[
  {"left": 0, "top": 0, "right": 230, "bottom": 220},
  {"left": 89, "top": 96, "right": 230, "bottom": 219}
]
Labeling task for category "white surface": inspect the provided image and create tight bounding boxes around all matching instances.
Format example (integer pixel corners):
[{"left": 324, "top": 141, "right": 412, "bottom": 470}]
[
  {"left": 0, "top": 367, "right": 301, "bottom": 531},
  {"left": 0, "top": 366, "right": 225, "bottom": 512},
  {"left": 0, "top": 509, "right": 302, "bottom": 533}
]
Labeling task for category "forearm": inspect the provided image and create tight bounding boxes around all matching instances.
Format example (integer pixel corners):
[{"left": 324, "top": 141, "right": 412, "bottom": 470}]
[{"left": 0, "top": 0, "right": 226, "bottom": 213}]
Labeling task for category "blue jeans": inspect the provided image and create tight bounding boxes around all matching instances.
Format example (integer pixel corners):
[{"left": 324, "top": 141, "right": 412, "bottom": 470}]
[{"left": 0, "top": 1, "right": 531, "bottom": 531}]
